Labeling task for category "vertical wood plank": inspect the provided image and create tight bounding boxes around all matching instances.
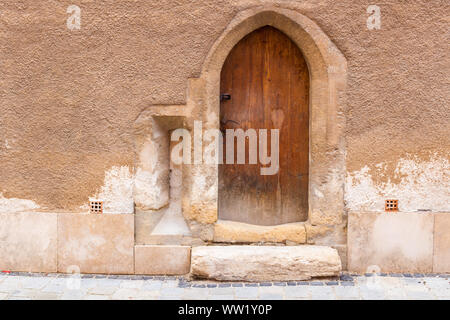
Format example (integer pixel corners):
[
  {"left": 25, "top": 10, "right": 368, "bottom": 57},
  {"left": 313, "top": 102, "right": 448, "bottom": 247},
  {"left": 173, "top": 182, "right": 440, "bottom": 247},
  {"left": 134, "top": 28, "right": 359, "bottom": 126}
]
[{"left": 219, "top": 26, "right": 309, "bottom": 225}]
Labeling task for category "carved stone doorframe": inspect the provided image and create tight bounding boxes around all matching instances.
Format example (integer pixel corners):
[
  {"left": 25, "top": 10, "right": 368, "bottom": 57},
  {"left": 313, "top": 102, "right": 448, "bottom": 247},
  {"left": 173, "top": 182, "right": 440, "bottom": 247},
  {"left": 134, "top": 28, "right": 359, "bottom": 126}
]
[{"left": 134, "top": 7, "right": 348, "bottom": 249}]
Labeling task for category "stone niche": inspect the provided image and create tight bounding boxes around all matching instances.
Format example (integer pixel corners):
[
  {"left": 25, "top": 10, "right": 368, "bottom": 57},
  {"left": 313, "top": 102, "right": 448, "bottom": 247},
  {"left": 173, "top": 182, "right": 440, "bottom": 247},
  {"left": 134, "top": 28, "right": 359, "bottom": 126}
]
[{"left": 132, "top": 7, "right": 348, "bottom": 256}]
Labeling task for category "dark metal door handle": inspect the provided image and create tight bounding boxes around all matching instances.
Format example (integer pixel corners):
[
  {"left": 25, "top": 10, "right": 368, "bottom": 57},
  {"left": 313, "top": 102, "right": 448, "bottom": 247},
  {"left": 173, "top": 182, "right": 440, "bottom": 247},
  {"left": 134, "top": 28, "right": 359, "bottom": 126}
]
[{"left": 220, "top": 93, "right": 231, "bottom": 101}]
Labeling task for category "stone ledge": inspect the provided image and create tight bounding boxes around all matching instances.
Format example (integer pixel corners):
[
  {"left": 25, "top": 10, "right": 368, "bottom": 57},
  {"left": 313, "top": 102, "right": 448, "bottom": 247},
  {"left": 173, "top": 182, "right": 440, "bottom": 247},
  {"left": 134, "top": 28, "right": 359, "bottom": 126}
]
[
  {"left": 214, "top": 220, "right": 306, "bottom": 244},
  {"left": 135, "top": 245, "right": 191, "bottom": 275},
  {"left": 191, "top": 245, "right": 341, "bottom": 281}
]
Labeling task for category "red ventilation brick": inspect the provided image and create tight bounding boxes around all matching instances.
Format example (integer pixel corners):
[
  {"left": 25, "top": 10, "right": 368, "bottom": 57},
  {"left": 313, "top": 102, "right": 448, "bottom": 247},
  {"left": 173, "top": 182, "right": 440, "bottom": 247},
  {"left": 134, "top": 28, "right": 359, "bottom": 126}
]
[
  {"left": 89, "top": 200, "right": 103, "bottom": 214},
  {"left": 385, "top": 199, "right": 398, "bottom": 212}
]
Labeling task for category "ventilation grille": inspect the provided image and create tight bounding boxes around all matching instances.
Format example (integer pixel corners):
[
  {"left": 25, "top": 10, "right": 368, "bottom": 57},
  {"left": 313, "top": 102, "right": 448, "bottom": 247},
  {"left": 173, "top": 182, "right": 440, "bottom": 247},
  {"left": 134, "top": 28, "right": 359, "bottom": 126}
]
[
  {"left": 89, "top": 200, "right": 103, "bottom": 214},
  {"left": 385, "top": 200, "right": 398, "bottom": 212}
]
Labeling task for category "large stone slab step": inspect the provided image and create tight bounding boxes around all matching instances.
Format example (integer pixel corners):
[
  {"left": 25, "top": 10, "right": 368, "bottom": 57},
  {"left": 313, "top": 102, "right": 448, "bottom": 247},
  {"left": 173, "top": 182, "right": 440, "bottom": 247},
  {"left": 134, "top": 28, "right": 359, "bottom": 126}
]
[{"left": 191, "top": 245, "right": 341, "bottom": 281}]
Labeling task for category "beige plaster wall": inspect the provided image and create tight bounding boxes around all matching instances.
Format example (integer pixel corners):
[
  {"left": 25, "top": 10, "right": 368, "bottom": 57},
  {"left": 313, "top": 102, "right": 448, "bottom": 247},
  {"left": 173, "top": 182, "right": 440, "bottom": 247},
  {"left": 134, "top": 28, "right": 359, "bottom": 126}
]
[{"left": 0, "top": 1, "right": 448, "bottom": 214}]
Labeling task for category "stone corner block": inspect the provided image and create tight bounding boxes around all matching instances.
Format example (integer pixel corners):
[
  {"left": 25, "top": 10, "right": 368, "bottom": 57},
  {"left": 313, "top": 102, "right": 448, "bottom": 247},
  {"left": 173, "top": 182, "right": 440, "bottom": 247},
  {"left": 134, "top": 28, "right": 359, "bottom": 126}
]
[
  {"left": 0, "top": 212, "right": 57, "bottom": 273},
  {"left": 433, "top": 212, "right": 450, "bottom": 273},
  {"left": 134, "top": 245, "right": 191, "bottom": 275},
  {"left": 191, "top": 245, "right": 341, "bottom": 282},
  {"left": 57, "top": 213, "right": 134, "bottom": 274},
  {"left": 348, "top": 211, "right": 434, "bottom": 273}
]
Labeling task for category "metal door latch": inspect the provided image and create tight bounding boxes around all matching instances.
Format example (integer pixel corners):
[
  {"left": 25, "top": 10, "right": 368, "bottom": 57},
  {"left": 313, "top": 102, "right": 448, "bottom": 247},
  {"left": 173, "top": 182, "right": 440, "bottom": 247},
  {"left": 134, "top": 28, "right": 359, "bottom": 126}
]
[{"left": 220, "top": 93, "right": 231, "bottom": 101}]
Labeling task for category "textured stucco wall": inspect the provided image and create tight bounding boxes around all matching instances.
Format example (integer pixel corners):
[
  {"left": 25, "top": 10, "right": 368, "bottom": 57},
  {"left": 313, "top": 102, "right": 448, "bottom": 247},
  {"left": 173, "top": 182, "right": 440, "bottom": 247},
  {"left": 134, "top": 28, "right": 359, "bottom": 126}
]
[{"left": 0, "top": 0, "right": 448, "bottom": 212}]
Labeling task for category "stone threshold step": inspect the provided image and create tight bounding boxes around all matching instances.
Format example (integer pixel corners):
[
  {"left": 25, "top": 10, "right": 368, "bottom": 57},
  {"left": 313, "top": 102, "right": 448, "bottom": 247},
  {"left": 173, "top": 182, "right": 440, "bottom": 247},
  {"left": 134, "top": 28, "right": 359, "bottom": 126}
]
[{"left": 191, "top": 245, "right": 342, "bottom": 282}]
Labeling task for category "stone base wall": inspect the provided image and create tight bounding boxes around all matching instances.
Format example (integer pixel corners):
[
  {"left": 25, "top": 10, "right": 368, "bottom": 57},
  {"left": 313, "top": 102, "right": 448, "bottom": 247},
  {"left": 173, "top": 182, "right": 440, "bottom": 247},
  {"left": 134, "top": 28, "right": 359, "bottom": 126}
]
[
  {"left": 1, "top": 211, "right": 449, "bottom": 275},
  {"left": 0, "top": 212, "right": 136, "bottom": 274},
  {"left": 0, "top": 212, "right": 191, "bottom": 275}
]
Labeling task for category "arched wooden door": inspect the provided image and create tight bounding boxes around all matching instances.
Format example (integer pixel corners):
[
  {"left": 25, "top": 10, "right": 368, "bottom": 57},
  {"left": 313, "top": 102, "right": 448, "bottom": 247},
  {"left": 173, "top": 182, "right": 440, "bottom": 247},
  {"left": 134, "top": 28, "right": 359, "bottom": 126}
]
[{"left": 219, "top": 26, "right": 309, "bottom": 226}]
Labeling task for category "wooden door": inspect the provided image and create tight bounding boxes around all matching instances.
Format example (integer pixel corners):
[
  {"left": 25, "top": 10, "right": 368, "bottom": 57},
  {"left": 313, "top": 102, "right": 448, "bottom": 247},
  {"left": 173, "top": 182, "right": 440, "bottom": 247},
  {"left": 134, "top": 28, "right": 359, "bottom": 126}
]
[{"left": 219, "top": 26, "right": 309, "bottom": 226}]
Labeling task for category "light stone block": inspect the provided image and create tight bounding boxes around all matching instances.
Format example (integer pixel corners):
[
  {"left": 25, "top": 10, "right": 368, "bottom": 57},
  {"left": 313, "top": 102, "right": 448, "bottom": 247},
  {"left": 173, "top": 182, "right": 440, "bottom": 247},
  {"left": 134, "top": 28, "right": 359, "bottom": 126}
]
[
  {"left": 348, "top": 212, "right": 434, "bottom": 273},
  {"left": 134, "top": 245, "right": 191, "bottom": 275},
  {"left": 191, "top": 245, "right": 341, "bottom": 282},
  {"left": 0, "top": 212, "right": 57, "bottom": 273},
  {"left": 433, "top": 213, "right": 450, "bottom": 272},
  {"left": 57, "top": 213, "right": 134, "bottom": 274}
]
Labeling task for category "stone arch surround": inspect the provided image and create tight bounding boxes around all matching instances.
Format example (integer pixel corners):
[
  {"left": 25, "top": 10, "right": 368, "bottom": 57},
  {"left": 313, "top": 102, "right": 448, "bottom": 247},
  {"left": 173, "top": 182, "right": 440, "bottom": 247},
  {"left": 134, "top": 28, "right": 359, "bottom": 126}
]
[{"left": 133, "top": 7, "right": 348, "bottom": 250}]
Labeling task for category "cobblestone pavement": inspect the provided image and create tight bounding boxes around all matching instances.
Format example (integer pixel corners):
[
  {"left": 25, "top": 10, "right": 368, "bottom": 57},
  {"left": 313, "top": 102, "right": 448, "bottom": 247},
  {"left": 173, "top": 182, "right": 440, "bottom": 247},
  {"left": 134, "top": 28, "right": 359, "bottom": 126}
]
[{"left": 0, "top": 272, "right": 449, "bottom": 300}]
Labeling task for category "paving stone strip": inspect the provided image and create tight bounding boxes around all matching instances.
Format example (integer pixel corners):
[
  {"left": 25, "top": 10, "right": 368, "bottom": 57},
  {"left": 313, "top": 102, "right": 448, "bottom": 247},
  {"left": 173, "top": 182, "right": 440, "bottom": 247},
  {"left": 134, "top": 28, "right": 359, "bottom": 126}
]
[{"left": 0, "top": 272, "right": 448, "bottom": 300}]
